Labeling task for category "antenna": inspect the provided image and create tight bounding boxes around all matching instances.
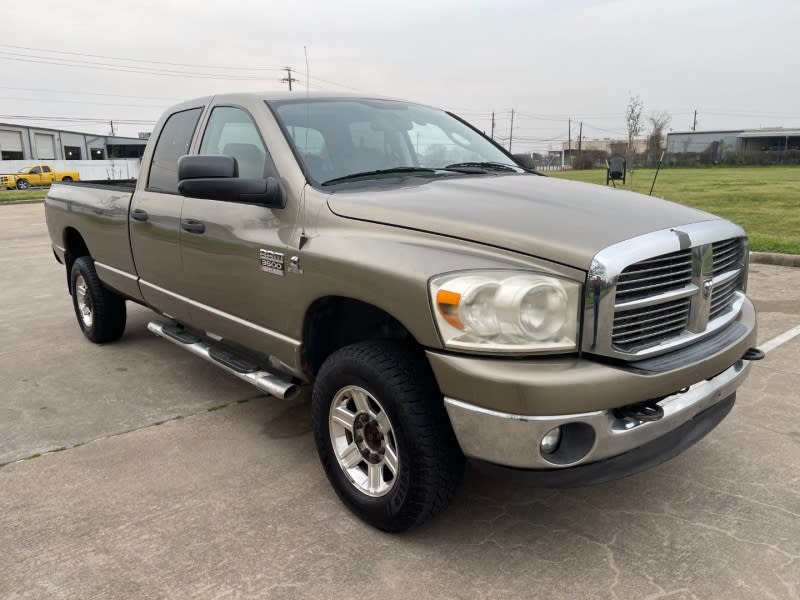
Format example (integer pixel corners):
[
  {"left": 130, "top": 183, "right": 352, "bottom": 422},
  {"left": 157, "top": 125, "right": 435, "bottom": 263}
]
[{"left": 298, "top": 46, "right": 311, "bottom": 250}]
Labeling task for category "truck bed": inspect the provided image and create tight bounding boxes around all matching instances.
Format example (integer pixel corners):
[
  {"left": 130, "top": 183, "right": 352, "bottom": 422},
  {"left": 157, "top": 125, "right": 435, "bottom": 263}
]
[{"left": 45, "top": 179, "right": 141, "bottom": 302}]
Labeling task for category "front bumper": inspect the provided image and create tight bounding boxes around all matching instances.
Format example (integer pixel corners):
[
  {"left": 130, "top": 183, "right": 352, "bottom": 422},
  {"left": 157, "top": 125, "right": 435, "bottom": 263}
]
[
  {"left": 428, "top": 298, "right": 756, "bottom": 475},
  {"left": 444, "top": 359, "right": 750, "bottom": 471}
]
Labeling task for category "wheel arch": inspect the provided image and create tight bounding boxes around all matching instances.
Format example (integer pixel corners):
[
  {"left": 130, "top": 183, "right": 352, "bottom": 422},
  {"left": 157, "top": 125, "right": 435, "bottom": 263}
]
[
  {"left": 63, "top": 227, "right": 91, "bottom": 294},
  {"left": 302, "top": 296, "right": 423, "bottom": 377}
]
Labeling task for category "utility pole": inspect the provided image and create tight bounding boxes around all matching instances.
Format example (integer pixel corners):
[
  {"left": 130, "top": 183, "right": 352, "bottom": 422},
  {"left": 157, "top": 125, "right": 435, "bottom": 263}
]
[
  {"left": 281, "top": 66, "right": 297, "bottom": 91},
  {"left": 568, "top": 118, "right": 571, "bottom": 159},
  {"left": 578, "top": 121, "right": 583, "bottom": 168},
  {"left": 490, "top": 112, "right": 495, "bottom": 140},
  {"left": 509, "top": 109, "right": 514, "bottom": 152},
  {"left": 692, "top": 110, "right": 697, "bottom": 132}
]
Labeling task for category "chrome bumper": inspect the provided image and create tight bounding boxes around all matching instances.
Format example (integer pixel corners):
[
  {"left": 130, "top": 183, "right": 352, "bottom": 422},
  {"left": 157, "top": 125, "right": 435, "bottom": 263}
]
[{"left": 444, "top": 359, "right": 752, "bottom": 470}]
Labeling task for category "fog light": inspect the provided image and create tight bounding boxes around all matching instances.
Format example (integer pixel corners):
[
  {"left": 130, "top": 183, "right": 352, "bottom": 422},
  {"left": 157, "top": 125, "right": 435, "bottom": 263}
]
[{"left": 540, "top": 426, "right": 562, "bottom": 455}]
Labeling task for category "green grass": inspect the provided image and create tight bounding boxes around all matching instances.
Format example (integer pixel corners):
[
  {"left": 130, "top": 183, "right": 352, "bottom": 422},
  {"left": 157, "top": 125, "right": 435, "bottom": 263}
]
[
  {"left": 0, "top": 189, "right": 48, "bottom": 202},
  {"left": 548, "top": 166, "right": 800, "bottom": 254}
]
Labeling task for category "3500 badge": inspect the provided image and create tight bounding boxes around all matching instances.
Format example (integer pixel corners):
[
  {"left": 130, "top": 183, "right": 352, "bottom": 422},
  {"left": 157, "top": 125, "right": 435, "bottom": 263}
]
[{"left": 260, "top": 249, "right": 284, "bottom": 276}]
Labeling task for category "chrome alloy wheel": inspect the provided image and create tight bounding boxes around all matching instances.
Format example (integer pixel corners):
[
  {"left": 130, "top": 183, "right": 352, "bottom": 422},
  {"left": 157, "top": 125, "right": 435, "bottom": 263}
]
[
  {"left": 329, "top": 385, "right": 400, "bottom": 497},
  {"left": 75, "top": 274, "right": 93, "bottom": 328}
]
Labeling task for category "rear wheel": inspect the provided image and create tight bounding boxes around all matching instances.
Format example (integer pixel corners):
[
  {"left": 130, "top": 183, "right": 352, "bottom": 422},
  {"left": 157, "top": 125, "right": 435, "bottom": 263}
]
[
  {"left": 16, "top": 179, "right": 29, "bottom": 190},
  {"left": 61, "top": 176, "right": 73, "bottom": 182},
  {"left": 70, "top": 256, "right": 126, "bottom": 343},
  {"left": 312, "top": 340, "right": 463, "bottom": 532}
]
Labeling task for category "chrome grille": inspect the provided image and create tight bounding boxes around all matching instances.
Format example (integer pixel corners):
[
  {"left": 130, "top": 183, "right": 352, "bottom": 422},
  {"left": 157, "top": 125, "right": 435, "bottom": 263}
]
[
  {"left": 615, "top": 249, "right": 692, "bottom": 303},
  {"left": 710, "top": 274, "right": 742, "bottom": 320},
  {"left": 613, "top": 298, "right": 691, "bottom": 351},
  {"left": 712, "top": 238, "right": 744, "bottom": 276},
  {"left": 591, "top": 231, "right": 747, "bottom": 357}
]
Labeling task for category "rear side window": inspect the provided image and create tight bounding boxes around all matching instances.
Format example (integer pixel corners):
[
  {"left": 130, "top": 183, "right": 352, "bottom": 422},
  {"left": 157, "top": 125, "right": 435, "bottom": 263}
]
[
  {"left": 42, "top": 166, "right": 52, "bottom": 173},
  {"left": 147, "top": 107, "right": 202, "bottom": 193}
]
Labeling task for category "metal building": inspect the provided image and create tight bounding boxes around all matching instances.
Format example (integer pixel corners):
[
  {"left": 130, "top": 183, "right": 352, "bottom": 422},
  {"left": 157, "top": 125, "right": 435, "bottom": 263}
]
[
  {"left": 666, "top": 130, "right": 742, "bottom": 154},
  {"left": 666, "top": 128, "right": 800, "bottom": 154},
  {"left": 0, "top": 122, "right": 148, "bottom": 162}
]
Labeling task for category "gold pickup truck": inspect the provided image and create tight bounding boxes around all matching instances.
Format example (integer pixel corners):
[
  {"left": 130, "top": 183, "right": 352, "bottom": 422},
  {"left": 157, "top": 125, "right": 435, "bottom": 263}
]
[
  {"left": 44, "top": 92, "right": 763, "bottom": 532},
  {"left": 1, "top": 164, "right": 80, "bottom": 190}
]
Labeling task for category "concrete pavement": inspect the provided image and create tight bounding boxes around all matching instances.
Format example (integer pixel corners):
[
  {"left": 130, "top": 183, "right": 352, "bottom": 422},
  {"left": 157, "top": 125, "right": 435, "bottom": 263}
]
[{"left": 1, "top": 203, "right": 799, "bottom": 599}]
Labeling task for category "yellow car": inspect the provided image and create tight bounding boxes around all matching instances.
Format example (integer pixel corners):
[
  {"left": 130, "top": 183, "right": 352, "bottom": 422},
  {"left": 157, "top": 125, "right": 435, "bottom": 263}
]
[{"left": 1, "top": 164, "right": 80, "bottom": 190}]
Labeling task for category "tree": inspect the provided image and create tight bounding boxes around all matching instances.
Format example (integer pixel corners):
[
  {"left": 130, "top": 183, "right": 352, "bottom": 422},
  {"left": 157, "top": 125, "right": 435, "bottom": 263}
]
[
  {"left": 647, "top": 111, "right": 671, "bottom": 152},
  {"left": 625, "top": 94, "right": 644, "bottom": 152}
]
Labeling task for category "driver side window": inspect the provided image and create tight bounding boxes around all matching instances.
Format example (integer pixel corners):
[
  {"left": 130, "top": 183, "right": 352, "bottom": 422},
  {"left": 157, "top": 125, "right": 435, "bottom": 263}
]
[{"left": 199, "top": 107, "right": 269, "bottom": 179}]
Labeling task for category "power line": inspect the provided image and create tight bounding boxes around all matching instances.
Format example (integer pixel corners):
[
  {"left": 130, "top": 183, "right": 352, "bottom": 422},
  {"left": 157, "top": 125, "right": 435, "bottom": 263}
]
[
  {"left": 0, "top": 85, "right": 182, "bottom": 102},
  {"left": 0, "top": 51, "right": 269, "bottom": 81},
  {"left": 0, "top": 96, "right": 168, "bottom": 109},
  {"left": 0, "top": 114, "right": 156, "bottom": 124},
  {"left": 0, "top": 43, "right": 285, "bottom": 72},
  {"left": 293, "top": 70, "right": 364, "bottom": 93}
]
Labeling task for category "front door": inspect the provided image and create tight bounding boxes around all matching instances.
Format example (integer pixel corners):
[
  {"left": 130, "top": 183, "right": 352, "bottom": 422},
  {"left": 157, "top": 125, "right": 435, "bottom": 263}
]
[{"left": 179, "top": 105, "right": 295, "bottom": 361}]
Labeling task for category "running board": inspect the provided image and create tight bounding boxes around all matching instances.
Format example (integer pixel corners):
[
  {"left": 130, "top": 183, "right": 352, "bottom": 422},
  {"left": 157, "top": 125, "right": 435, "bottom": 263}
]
[{"left": 147, "top": 320, "right": 300, "bottom": 400}]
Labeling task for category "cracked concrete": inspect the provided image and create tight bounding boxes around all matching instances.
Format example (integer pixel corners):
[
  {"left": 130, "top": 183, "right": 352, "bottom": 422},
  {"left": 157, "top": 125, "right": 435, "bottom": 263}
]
[{"left": 1, "top": 203, "right": 799, "bottom": 599}]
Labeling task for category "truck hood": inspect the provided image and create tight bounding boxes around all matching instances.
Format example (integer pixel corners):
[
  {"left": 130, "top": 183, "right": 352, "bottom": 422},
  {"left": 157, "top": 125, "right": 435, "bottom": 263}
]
[{"left": 326, "top": 174, "right": 719, "bottom": 270}]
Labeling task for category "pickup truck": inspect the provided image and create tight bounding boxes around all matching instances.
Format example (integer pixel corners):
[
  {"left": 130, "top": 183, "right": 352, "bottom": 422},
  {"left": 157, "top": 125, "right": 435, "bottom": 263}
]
[
  {"left": 3, "top": 164, "right": 80, "bottom": 190},
  {"left": 45, "top": 92, "right": 762, "bottom": 532}
]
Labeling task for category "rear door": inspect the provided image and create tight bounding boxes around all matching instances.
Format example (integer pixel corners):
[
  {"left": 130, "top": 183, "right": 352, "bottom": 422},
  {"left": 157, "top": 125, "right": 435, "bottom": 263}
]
[
  {"left": 29, "top": 166, "right": 43, "bottom": 186},
  {"left": 129, "top": 106, "right": 204, "bottom": 322},
  {"left": 41, "top": 165, "right": 54, "bottom": 185}
]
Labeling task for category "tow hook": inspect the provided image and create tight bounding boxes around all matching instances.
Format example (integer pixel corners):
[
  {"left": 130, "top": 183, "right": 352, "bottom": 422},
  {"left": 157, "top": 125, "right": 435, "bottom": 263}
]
[
  {"left": 742, "top": 347, "right": 765, "bottom": 361},
  {"left": 615, "top": 400, "right": 665, "bottom": 422}
]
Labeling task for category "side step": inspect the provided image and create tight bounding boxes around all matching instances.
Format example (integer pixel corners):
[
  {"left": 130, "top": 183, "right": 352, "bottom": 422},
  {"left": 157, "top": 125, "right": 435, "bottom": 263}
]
[{"left": 147, "top": 320, "right": 300, "bottom": 400}]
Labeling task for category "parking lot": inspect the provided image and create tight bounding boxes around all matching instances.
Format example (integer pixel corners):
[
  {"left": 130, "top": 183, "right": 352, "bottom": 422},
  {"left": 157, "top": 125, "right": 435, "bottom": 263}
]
[{"left": 1, "top": 201, "right": 799, "bottom": 599}]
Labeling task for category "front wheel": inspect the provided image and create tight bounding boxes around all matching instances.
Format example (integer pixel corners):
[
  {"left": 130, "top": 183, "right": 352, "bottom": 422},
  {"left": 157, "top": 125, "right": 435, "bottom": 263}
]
[
  {"left": 70, "top": 256, "right": 126, "bottom": 343},
  {"left": 312, "top": 340, "right": 463, "bottom": 532},
  {"left": 16, "top": 179, "right": 29, "bottom": 190}
]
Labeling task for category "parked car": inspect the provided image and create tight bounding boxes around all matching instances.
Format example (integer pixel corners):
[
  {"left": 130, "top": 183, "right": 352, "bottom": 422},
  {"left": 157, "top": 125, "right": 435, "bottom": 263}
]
[
  {"left": 44, "top": 92, "right": 762, "bottom": 531},
  {"left": 2, "top": 164, "right": 80, "bottom": 189}
]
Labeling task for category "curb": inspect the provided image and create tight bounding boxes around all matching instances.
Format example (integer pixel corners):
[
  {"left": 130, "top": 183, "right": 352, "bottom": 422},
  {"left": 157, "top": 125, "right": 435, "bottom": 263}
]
[
  {"left": 0, "top": 199, "right": 45, "bottom": 206},
  {"left": 750, "top": 252, "right": 800, "bottom": 268}
]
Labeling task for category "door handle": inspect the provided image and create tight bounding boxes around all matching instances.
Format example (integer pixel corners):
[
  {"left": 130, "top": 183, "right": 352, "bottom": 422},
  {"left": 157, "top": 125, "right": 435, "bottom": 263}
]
[
  {"left": 131, "top": 208, "right": 149, "bottom": 222},
  {"left": 181, "top": 219, "right": 205, "bottom": 234}
]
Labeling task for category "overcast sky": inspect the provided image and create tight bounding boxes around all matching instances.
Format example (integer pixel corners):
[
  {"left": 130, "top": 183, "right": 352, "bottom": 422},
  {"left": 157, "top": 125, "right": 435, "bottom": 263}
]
[{"left": 2, "top": 0, "right": 798, "bottom": 152}]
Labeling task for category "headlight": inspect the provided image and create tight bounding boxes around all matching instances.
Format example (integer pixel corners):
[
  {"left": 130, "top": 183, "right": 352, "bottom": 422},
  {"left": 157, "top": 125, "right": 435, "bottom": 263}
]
[{"left": 430, "top": 271, "right": 581, "bottom": 354}]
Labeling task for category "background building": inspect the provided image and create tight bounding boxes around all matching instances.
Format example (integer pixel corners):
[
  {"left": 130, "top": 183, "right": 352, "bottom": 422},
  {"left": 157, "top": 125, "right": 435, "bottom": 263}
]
[
  {"left": 666, "top": 128, "right": 800, "bottom": 154},
  {"left": 0, "top": 123, "right": 148, "bottom": 162}
]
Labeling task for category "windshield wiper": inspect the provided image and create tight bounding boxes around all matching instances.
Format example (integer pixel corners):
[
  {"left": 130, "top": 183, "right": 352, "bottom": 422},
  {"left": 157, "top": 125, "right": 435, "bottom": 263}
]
[
  {"left": 444, "top": 162, "right": 520, "bottom": 172},
  {"left": 321, "top": 167, "right": 436, "bottom": 186}
]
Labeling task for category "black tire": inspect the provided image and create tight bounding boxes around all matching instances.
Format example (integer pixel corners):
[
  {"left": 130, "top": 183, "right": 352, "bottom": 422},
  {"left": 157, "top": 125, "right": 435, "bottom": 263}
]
[
  {"left": 16, "top": 179, "right": 29, "bottom": 190},
  {"left": 312, "top": 340, "right": 463, "bottom": 532},
  {"left": 61, "top": 176, "right": 73, "bottom": 182},
  {"left": 70, "top": 256, "right": 126, "bottom": 343}
]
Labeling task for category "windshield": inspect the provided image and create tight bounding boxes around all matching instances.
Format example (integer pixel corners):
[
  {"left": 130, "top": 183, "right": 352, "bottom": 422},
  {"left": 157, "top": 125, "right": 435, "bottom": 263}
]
[
  {"left": 269, "top": 99, "right": 523, "bottom": 185},
  {"left": 17, "top": 167, "right": 32, "bottom": 173}
]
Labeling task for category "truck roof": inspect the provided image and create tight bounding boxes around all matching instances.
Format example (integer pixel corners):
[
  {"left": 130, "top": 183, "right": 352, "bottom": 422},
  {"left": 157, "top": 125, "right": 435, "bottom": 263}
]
[{"left": 164, "top": 91, "right": 429, "bottom": 114}]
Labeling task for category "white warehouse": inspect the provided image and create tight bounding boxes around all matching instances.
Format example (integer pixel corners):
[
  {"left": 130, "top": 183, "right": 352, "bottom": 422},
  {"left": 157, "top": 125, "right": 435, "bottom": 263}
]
[{"left": 0, "top": 122, "right": 148, "bottom": 162}]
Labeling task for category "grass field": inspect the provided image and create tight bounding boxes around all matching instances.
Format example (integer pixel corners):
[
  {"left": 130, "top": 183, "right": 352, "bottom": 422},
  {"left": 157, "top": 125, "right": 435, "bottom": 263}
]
[
  {"left": 549, "top": 166, "right": 800, "bottom": 254},
  {"left": 0, "top": 189, "right": 48, "bottom": 202}
]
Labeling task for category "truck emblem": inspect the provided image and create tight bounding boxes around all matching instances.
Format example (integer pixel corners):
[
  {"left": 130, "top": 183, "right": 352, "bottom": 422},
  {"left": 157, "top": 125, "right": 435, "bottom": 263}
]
[
  {"left": 260, "top": 249, "right": 285, "bottom": 276},
  {"left": 702, "top": 278, "right": 713, "bottom": 299}
]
